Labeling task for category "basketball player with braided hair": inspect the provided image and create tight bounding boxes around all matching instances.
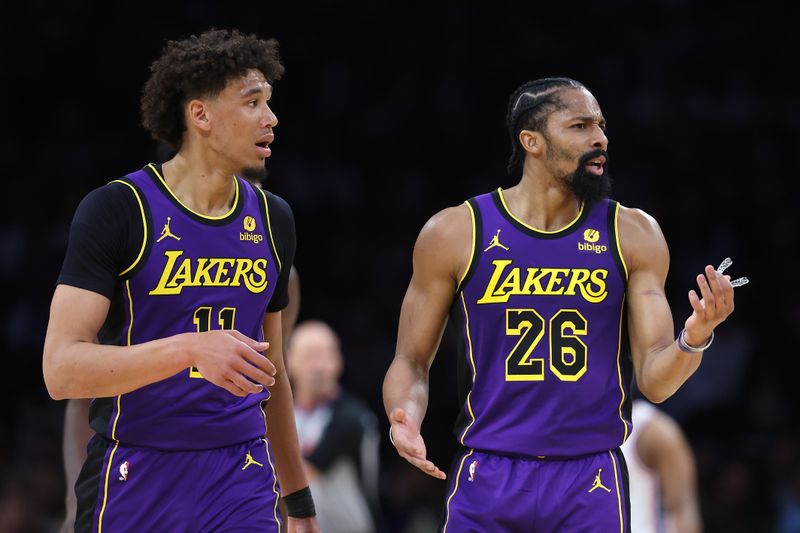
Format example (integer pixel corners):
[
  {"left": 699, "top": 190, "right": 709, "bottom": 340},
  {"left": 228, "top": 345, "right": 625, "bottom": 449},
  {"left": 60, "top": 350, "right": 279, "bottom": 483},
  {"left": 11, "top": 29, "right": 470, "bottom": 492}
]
[{"left": 383, "top": 77, "right": 741, "bottom": 531}]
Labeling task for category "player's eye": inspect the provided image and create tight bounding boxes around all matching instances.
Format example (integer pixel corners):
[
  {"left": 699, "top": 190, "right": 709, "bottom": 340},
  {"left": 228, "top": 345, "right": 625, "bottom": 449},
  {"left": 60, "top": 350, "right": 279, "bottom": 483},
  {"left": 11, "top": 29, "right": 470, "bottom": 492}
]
[{"left": 572, "top": 123, "right": 585, "bottom": 129}]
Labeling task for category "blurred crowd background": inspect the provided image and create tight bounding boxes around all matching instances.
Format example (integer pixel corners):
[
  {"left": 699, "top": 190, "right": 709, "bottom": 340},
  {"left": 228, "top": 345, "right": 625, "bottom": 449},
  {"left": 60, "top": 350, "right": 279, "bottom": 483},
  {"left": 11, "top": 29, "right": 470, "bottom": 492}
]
[{"left": 1, "top": 0, "right": 798, "bottom": 531}]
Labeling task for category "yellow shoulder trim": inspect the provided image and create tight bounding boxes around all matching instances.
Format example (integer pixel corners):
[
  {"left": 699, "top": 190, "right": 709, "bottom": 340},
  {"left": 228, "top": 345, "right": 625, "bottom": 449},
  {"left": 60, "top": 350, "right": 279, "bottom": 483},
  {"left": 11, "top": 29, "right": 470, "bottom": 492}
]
[
  {"left": 110, "top": 180, "right": 147, "bottom": 277},
  {"left": 147, "top": 163, "right": 239, "bottom": 220},
  {"left": 256, "top": 186, "right": 283, "bottom": 271},
  {"left": 613, "top": 202, "right": 629, "bottom": 279},
  {"left": 456, "top": 201, "right": 477, "bottom": 291}
]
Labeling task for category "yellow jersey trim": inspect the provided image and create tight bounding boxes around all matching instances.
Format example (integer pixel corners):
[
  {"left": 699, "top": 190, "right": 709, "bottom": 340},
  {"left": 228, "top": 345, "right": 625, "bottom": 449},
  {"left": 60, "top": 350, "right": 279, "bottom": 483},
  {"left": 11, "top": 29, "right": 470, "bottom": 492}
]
[
  {"left": 457, "top": 293, "right": 477, "bottom": 445},
  {"left": 612, "top": 203, "right": 630, "bottom": 443},
  {"left": 147, "top": 163, "right": 240, "bottom": 220},
  {"left": 262, "top": 438, "right": 283, "bottom": 532},
  {"left": 111, "top": 180, "right": 147, "bottom": 277},
  {"left": 256, "top": 186, "right": 282, "bottom": 271},
  {"left": 497, "top": 187, "right": 584, "bottom": 234},
  {"left": 614, "top": 293, "right": 630, "bottom": 444},
  {"left": 442, "top": 448, "right": 475, "bottom": 533},
  {"left": 97, "top": 441, "right": 120, "bottom": 533},
  {"left": 609, "top": 451, "right": 624, "bottom": 533},
  {"left": 613, "top": 202, "right": 629, "bottom": 278},
  {"left": 99, "top": 280, "right": 134, "bottom": 529},
  {"left": 456, "top": 201, "right": 477, "bottom": 291}
]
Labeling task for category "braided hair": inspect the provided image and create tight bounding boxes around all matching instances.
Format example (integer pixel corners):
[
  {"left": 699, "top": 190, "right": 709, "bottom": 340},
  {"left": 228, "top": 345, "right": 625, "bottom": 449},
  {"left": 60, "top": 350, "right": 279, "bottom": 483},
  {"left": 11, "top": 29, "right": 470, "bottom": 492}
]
[{"left": 505, "top": 77, "right": 586, "bottom": 174}]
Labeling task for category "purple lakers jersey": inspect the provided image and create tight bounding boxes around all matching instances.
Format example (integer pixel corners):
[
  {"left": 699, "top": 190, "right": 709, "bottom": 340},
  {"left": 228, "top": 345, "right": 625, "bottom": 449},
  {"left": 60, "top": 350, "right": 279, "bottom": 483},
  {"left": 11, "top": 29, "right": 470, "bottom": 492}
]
[
  {"left": 98, "top": 164, "right": 282, "bottom": 450},
  {"left": 451, "top": 189, "right": 632, "bottom": 457}
]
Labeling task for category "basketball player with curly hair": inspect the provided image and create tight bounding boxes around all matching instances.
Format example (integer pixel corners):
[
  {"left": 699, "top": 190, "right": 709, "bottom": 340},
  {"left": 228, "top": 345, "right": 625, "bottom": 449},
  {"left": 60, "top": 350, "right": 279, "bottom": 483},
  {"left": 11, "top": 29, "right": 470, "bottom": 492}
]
[{"left": 44, "top": 28, "right": 319, "bottom": 532}]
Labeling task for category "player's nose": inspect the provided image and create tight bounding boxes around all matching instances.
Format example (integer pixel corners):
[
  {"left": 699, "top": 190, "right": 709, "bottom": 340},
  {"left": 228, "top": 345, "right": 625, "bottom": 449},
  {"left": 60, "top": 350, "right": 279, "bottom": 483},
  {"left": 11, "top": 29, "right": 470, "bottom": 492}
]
[
  {"left": 262, "top": 104, "right": 278, "bottom": 128},
  {"left": 591, "top": 126, "right": 607, "bottom": 151}
]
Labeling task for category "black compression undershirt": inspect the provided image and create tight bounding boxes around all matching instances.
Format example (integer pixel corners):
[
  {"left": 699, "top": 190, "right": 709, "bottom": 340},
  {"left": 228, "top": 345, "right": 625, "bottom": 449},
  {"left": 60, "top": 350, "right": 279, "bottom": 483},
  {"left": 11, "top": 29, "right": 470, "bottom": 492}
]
[{"left": 57, "top": 169, "right": 296, "bottom": 313}]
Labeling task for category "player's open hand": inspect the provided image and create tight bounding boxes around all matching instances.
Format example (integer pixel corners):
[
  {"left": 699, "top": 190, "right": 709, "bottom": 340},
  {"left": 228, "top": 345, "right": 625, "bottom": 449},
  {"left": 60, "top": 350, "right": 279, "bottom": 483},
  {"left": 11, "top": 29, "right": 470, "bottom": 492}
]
[
  {"left": 185, "top": 329, "right": 276, "bottom": 396},
  {"left": 684, "top": 264, "right": 736, "bottom": 344},
  {"left": 389, "top": 408, "right": 446, "bottom": 480}
]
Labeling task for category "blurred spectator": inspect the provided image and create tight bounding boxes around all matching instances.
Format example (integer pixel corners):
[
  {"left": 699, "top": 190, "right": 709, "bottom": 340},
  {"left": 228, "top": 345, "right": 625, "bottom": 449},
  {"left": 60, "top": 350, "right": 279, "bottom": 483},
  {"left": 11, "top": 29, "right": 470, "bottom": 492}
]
[{"left": 288, "top": 320, "right": 382, "bottom": 533}]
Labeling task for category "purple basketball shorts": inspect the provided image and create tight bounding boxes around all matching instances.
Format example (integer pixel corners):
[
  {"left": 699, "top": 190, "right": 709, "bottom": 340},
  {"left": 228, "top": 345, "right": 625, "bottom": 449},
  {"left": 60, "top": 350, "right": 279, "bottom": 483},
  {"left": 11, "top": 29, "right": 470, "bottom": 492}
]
[{"left": 440, "top": 447, "right": 630, "bottom": 532}]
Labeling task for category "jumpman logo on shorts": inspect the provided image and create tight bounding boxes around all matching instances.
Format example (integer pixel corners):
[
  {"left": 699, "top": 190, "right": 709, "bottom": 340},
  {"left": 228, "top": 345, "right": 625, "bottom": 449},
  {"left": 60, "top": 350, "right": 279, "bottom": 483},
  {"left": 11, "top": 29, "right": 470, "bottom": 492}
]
[
  {"left": 157, "top": 217, "right": 181, "bottom": 242},
  {"left": 588, "top": 468, "right": 611, "bottom": 493},
  {"left": 242, "top": 451, "right": 264, "bottom": 471},
  {"left": 484, "top": 229, "right": 510, "bottom": 252}
]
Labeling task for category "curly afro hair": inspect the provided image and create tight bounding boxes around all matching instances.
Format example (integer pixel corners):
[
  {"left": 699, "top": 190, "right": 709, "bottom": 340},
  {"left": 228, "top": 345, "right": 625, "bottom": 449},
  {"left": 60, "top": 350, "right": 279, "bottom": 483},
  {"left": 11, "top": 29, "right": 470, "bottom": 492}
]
[{"left": 141, "top": 28, "right": 285, "bottom": 150}]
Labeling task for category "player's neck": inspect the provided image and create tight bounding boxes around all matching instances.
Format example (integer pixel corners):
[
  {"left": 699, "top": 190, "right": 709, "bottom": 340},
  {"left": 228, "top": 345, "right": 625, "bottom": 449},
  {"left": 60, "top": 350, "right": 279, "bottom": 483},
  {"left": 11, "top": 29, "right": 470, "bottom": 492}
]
[
  {"left": 161, "top": 150, "right": 238, "bottom": 217},
  {"left": 503, "top": 172, "right": 581, "bottom": 232}
]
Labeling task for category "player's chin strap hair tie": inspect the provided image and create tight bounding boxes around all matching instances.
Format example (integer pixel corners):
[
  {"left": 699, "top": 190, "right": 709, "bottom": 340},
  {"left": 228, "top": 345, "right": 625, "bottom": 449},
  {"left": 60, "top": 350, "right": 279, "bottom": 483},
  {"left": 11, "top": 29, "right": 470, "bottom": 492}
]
[
  {"left": 677, "top": 328, "right": 714, "bottom": 353},
  {"left": 283, "top": 486, "right": 316, "bottom": 518}
]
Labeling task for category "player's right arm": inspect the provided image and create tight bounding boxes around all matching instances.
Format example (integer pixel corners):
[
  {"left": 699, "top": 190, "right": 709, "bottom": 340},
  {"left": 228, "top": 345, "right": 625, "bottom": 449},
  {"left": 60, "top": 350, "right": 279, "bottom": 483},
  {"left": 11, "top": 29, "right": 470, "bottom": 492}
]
[
  {"left": 42, "top": 184, "right": 276, "bottom": 400},
  {"left": 44, "top": 287, "right": 274, "bottom": 398},
  {"left": 382, "top": 204, "right": 472, "bottom": 480}
]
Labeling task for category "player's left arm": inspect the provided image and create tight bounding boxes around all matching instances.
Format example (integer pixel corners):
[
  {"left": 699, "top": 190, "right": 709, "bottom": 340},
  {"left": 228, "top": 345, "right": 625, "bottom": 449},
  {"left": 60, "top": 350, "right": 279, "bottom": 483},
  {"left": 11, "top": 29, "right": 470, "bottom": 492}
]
[
  {"left": 637, "top": 411, "right": 702, "bottom": 533},
  {"left": 620, "top": 206, "right": 735, "bottom": 403},
  {"left": 262, "top": 311, "right": 320, "bottom": 532}
]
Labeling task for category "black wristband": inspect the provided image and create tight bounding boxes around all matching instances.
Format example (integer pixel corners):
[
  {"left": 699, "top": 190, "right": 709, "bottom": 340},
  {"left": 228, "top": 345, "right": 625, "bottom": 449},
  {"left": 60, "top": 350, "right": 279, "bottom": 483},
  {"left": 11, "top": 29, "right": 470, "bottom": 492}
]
[{"left": 283, "top": 486, "right": 316, "bottom": 518}]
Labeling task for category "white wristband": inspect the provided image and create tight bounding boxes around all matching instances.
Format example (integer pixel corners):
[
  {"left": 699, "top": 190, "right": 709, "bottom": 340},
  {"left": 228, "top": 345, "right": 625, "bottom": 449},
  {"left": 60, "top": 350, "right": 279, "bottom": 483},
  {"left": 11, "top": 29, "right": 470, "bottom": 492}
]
[{"left": 677, "top": 328, "right": 714, "bottom": 353}]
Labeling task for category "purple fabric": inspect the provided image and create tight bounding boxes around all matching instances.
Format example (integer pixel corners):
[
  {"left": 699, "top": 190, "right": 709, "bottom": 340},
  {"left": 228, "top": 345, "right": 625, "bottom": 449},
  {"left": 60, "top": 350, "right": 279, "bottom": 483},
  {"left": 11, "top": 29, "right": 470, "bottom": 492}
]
[
  {"left": 106, "top": 169, "right": 280, "bottom": 449},
  {"left": 455, "top": 190, "right": 631, "bottom": 457},
  {"left": 90, "top": 438, "right": 282, "bottom": 532},
  {"left": 441, "top": 449, "right": 630, "bottom": 532}
]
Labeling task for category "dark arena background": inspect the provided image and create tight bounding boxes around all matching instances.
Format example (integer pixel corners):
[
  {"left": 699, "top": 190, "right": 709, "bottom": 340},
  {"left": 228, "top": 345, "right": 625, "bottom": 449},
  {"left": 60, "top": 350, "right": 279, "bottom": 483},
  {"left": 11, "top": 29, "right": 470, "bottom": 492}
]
[{"left": 1, "top": 1, "right": 798, "bottom": 531}]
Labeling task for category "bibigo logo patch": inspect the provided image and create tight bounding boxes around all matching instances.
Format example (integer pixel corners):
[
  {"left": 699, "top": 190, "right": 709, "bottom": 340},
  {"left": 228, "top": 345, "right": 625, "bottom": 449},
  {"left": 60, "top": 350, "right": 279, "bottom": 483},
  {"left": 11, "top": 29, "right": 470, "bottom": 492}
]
[{"left": 578, "top": 228, "right": 607, "bottom": 254}]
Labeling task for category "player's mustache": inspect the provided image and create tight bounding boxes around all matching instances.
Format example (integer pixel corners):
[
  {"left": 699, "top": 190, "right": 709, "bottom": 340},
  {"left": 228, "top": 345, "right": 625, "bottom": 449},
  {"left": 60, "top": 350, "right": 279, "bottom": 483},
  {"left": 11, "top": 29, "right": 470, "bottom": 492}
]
[{"left": 578, "top": 149, "right": 609, "bottom": 168}]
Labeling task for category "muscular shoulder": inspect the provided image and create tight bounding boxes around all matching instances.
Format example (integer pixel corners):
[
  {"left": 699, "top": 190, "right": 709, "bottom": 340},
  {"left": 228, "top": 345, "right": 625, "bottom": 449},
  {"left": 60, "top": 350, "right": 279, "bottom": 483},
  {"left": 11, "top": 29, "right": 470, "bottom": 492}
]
[
  {"left": 413, "top": 203, "right": 473, "bottom": 283},
  {"left": 617, "top": 204, "right": 669, "bottom": 275}
]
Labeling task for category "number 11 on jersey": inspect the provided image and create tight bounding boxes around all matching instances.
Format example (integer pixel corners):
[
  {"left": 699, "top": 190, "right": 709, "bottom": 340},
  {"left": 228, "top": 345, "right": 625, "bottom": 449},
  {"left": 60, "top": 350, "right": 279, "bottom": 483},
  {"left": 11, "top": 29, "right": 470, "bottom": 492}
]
[{"left": 189, "top": 306, "right": 237, "bottom": 378}]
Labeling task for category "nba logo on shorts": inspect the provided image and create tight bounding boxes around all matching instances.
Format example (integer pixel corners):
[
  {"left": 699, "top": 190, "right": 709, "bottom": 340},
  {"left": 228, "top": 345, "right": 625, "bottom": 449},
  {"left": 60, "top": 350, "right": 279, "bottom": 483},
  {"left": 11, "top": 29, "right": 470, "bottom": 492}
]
[
  {"left": 468, "top": 460, "right": 478, "bottom": 482},
  {"left": 119, "top": 461, "right": 130, "bottom": 481}
]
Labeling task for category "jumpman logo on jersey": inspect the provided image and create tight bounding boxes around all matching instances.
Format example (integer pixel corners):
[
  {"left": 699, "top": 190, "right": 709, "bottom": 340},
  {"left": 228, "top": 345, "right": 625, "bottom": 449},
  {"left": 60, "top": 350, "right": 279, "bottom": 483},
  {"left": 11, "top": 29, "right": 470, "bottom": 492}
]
[
  {"left": 242, "top": 451, "right": 264, "bottom": 471},
  {"left": 588, "top": 468, "right": 612, "bottom": 493},
  {"left": 484, "top": 229, "right": 510, "bottom": 252},
  {"left": 156, "top": 217, "right": 181, "bottom": 242}
]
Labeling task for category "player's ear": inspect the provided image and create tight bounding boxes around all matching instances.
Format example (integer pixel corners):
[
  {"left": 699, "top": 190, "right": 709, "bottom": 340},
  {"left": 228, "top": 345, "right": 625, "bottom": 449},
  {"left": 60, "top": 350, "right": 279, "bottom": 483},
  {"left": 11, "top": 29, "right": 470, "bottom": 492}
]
[
  {"left": 519, "top": 129, "right": 545, "bottom": 157},
  {"left": 186, "top": 99, "right": 211, "bottom": 133}
]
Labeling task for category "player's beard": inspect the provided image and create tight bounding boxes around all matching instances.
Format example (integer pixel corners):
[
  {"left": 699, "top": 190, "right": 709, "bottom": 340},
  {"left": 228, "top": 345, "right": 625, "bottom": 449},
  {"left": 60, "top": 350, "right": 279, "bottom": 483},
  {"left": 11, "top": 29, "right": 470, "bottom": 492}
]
[
  {"left": 566, "top": 149, "right": 612, "bottom": 206},
  {"left": 240, "top": 164, "right": 268, "bottom": 187},
  {"left": 546, "top": 137, "right": 612, "bottom": 206}
]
